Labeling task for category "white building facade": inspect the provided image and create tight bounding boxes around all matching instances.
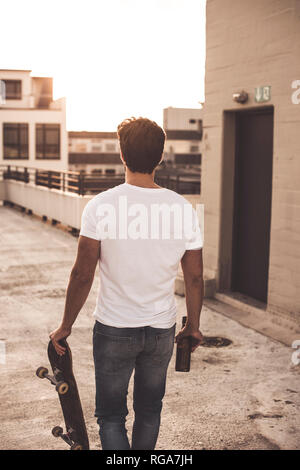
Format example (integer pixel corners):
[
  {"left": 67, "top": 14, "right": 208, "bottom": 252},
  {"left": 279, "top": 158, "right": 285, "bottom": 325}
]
[
  {"left": 68, "top": 131, "right": 124, "bottom": 175},
  {"left": 163, "top": 107, "right": 203, "bottom": 132},
  {"left": 0, "top": 69, "right": 68, "bottom": 171},
  {"left": 163, "top": 107, "right": 203, "bottom": 168}
]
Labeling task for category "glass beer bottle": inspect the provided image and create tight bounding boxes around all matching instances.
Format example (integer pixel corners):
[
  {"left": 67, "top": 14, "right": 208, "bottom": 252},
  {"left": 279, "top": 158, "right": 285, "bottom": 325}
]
[{"left": 175, "top": 316, "right": 191, "bottom": 372}]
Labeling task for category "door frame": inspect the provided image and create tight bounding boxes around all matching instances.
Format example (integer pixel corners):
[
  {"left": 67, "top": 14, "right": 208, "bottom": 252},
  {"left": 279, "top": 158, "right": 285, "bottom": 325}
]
[{"left": 218, "top": 105, "right": 274, "bottom": 296}]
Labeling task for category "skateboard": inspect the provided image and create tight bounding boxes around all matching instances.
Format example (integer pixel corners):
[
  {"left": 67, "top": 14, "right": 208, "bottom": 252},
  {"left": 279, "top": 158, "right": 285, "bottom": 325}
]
[{"left": 36, "top": 339, "right": 89, "bottom": 450}]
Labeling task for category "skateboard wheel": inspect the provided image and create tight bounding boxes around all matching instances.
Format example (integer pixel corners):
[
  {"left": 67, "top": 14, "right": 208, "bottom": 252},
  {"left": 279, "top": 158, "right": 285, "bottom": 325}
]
[
  {"left": 52, "top": 426, "right": 63, "bottom": 437},
  {"left": 71, "top": 443, "right": 83, "bottom": 450},
  {"left": 36, "top": 366, "right": 48, "bottom": 379},
  {"left": 56, "top": 381, "right": 69, "bottom": 395}
]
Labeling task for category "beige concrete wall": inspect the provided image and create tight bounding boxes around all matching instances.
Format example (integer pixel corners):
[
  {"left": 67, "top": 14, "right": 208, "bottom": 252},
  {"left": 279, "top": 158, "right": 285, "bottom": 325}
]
[
  {"left": 203, "top": 0, "right": 300, "bottom": 316},
  {"left": 2, "top": 180, "right": 91, "bottom": 229}
]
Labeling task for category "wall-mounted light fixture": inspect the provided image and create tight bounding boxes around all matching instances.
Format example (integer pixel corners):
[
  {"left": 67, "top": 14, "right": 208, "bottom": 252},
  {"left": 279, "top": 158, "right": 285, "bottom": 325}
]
[{"left": 233, "top": 90, "right": 249, "bottom": 104}]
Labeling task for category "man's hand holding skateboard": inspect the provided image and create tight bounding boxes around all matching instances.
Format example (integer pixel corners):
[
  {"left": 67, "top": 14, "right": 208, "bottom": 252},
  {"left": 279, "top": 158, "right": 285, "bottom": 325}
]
[{"left": 50, "top": 325, "right": 72, "bottom": 356}]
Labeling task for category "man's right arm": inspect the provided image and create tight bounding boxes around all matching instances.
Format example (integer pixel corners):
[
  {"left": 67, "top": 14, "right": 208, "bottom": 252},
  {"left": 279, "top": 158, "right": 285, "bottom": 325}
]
[{"left": 175, "top": 248, "right": 204, "bottom": 352}]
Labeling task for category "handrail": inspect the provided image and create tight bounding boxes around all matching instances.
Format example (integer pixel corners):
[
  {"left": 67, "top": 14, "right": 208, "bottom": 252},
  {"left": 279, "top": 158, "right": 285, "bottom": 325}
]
[{"left": 0, "top": 164, "right": 200, "bottom": 195}]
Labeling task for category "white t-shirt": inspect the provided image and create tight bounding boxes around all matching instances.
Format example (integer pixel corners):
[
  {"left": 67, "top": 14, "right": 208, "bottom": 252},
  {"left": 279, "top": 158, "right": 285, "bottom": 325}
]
[{"left": 79, "top": 182, "right": 203, "bottom": 328}]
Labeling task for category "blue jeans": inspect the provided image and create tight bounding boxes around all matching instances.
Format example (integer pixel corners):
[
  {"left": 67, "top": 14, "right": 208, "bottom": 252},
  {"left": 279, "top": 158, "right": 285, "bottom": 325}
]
[{"left": 93, "top": 320, "right": 176, "bottom": 450}]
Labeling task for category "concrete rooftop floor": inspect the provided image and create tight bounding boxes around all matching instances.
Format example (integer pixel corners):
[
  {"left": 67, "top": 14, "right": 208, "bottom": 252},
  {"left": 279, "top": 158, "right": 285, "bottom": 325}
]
[{"left": 0, "top": 205, "right": 299, "bottom": 450}]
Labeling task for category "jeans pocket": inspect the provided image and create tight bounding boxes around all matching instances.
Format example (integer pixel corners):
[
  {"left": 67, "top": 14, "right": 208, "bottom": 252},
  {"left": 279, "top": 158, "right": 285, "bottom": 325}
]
[
  {"left": 153, "top": 327, "right": 175, "bottom": 366},
  {"left": 93, "top": 329, "right": 134, "bottom": 374},
  {"left": 95, "top": 331, "right": 133, "bottom": 342}
]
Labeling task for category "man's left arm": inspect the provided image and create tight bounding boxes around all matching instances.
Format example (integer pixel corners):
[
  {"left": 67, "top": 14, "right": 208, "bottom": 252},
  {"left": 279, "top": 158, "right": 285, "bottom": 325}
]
[{"left": 50, "top": 235, "right": 100, "bottom": 355}]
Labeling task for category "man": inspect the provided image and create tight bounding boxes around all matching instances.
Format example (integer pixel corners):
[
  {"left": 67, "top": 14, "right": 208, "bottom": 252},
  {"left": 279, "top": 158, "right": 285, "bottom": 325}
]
[{"left": 50, "top": 117, "right": 204, "bottom": 450}]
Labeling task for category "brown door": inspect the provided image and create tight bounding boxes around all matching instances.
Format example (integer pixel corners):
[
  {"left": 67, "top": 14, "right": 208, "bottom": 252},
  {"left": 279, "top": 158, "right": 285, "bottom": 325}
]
[{"left": 231, "top": 108, "right": 273, "bottom": 303}]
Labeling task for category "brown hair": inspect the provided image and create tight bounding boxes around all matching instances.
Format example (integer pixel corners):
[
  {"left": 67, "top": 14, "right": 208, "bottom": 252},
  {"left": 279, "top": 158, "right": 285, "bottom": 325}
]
[{"left": 117, "top": 117, "right": 165, "bottom": 174}]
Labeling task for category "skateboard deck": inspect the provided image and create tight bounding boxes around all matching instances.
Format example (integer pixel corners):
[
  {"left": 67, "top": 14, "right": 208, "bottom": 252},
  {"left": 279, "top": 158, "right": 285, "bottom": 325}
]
[{"left": 36, "top": 339, "right": 89, "bottom": 450}]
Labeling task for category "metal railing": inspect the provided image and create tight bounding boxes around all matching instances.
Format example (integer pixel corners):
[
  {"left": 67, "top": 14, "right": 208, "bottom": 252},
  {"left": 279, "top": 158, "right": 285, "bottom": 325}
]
[
  {"left": 155, "top": 172, "right": 201, "bottom": 195},
  {"left": 0, "top": 165, "right": 200, "bottom": 195}
]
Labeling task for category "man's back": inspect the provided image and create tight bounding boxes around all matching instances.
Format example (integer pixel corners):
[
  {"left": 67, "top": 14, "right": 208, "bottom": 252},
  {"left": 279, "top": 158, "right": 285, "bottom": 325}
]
[{"left": 79, "top": 181, "right": 203, "bottom": 328}]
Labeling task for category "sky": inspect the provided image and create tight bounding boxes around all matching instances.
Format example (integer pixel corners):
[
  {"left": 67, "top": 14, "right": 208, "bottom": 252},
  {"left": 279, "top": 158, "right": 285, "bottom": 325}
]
[{"left": 1, "top": 0, "right": 206, "bottom": 131}]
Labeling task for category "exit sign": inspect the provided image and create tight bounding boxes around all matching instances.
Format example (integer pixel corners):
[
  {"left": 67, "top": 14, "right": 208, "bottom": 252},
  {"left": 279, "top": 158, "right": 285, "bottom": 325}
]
[{"left": 255, "top": 86, "right": 271, "bottom": 103}]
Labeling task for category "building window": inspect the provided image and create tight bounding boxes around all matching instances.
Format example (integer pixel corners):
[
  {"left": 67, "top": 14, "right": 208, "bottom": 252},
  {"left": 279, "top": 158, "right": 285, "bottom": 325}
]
[
  {"left": 197, "top": 119, "right": 203, "bottom": 139},
  {"left": 91, "top": 144, "right": 102, "bottom": 152},
  {"left": 2, "top": 80, "right": 22, "bottom": 100},
  {"left": 189, "top": 119, "right": 196, "bottom": 124},
  {"left": 105, "top": 143, "right": 116, "bottom": 152},
  {"left": 75, "top": 143, "right": 87, "bottom": 152},
  {"left": 3, "top": 123, "right": 28, "bottom": 159},
  {"left": 190, "top": 145, "right": 199, "bottom": 153},
  {"left": 36, "top": 124, "right": 60, "bottom": 159},
  {"left": 105, "top": 168, "right": 115, "bottom": 175}
]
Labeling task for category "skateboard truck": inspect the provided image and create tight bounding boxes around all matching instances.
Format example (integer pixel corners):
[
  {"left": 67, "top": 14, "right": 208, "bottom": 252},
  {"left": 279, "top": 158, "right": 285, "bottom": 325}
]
[
  {"left": 36, "top": 366, "right": 69, "bottom": 395},
  {"left": 36, "top": 367, "right": 82, "bottom": 450},
  {"left": 52, "top": 426, "right": 83, "bottom": 450}
]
